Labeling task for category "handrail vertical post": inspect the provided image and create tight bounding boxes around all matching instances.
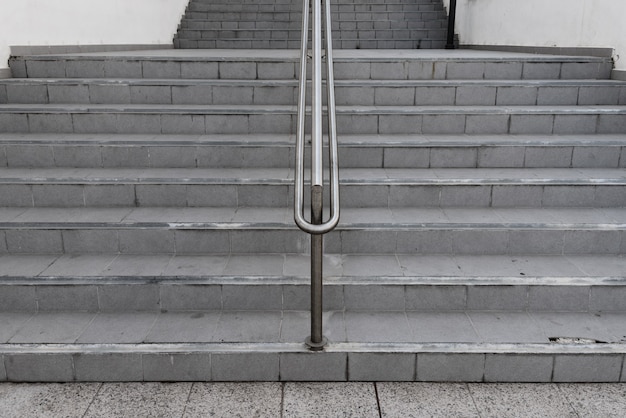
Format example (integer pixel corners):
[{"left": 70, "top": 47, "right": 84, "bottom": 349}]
[
  {"left": 446, "top": 0, "right": 457, "bottom": 49},
  {"left": 296, "top": 0, "right": 338, "bottom": 352}
]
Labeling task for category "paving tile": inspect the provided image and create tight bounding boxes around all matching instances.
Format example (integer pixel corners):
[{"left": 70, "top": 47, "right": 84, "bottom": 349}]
[
  {"left": 0, "top": 383, "right": 100, "bottom": 417},
  {"left": 143, "top": 354, "right": 211, "bottom": 382},
  {"left": 468, "top": 383, "right": 577, "bottom": 416},
  {"left": 342, "top": 255, "right": 403, "bottom": 277},
  {"left": 280, "top": 352, "right": 347, "bottom": 381},
  {"left": 0, "top": 313, "right": 34, "bottom": 343},
  {"left": 407, "top": 312, "right": 480, "bottom": 342},
  {"left": 466, "top": 285, "right": 529, "bottom": 311},
  {"left": 145, "top": 312, "right": 220, "bottom": 343},
  {"left": 160, "top": 284, "right": 222, "bottom": 311},
  {"left": 283, "top": 382, "right": 378, "bottom": 417},
  {"left": 223, "top": 255, "right": 285, "bottom": 276},
  {"left": 468, "top": 312, "right": 547, "bottom": 343},
  {"left": 76, "top": 312, "right": 157, "bottom": 343},
  {"left": 280, "top": 311, "right": 346, "bottom": 343},
  {"left": 83, "top": 383, "right": 191, "bottom": 417},
  {"left": 212, "top": 311, "right": 282, "bottom": 343},
  {"left": 345, "top": 312, "right": 413, "bottom": 343},
  {"left": 185, "top": 383, "right": 281, "bottom": 417},
  {"left": 101, "top": 255, "right": 172, "bottom": 277},
  {"left": 9, "top": 312, "right": 95, "bottom": 344},
  {"left": 212, "top": 353, "right": 279, "bottom": 381},
  {"left": 0, "top": 285, "right": 37, "bottom": 312},
  {"left": 344, "top": 284, "right": 405, "bottom": 311},
  {"left": 377, "top": 382, "right": 479, "bottom": 417},
  {"left": 592, "top": 313, "right": 626, "bottom": 343},
  {"left": 5, "top": 354, "right": 74, "bottom": 382},
  {"left": 41, "top": 254, "right": 117, "bottom": 277},
  {"left": 97, "top": 284, "right": 160, "bottom": 311},
  {"left": 417, "top": 353, "right": 485, "bottom": 382},
  {"left": 222, "top": 284, "right": 283, "bottom": 311},
  {"left": 553, "top": 355, "right": 623, "bottom": 382},
  {"left": 74, "top": 353, "right": 143, "bottom": 382},
  {"left": 484, "top": 355, "right": 554, "bottom": 382},
  {"left": 531, "top": 312, "right": 613, "bottom": 343},
  {"left": 35, "top": 285, "right": 99, "bottom": 311},
  {"left": 349, "top": 353, "right": 415, "bottom": 381},
  {"left": 558, "top": 384, "right": 626, "bottom": 416}
]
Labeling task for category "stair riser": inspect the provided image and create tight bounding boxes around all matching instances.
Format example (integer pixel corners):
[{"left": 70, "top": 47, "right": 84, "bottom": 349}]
[
  {"left": 1, "top": 183, "right": 625, "bottom": 208},
  {"left": 2, "top": 144, "right": 624, "bottom": 169},
  {"left": 3, "top": 83, "right": 625, "bottom": 106},
  {"left": 1, "top": 111, "right": 624, "bottom": 135},
  {"left": 2, "top": 349, "right": 625, "bottom": 383},
  {"left": 0, "top": 228, "right": 623, "bottom": 255},
  {"left": 180, "top": 19, "right": 444, "bottom": 30},
  {"left": 10, "top": 59, "right": 613, "bottom": 80},
  {"left": 186, "top": 4, "right": 444, "bottom": 13},
  {"left": 174, "top": 29, "right": 447, "bottom": 42},
  {"left": 2, "top": 282, "right": 623, "bottom": 313}
]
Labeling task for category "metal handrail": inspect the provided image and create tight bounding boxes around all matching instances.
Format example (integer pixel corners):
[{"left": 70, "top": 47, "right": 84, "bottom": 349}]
[{"left": 294, "top": 0, "right": 340, "bottom": 350}]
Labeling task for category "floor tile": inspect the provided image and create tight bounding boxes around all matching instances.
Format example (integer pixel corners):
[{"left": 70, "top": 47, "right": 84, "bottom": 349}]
[
  {"left": 76, "top": 312, "right": 158, "bottom": 344},
  {"left": 342, "top": 255, "right": 403, "bottom": 277},
  {"left": 345, "top": 312, "right": 413, "bottom": 343},
  {"left": 162, "top": 255, "right": 228, "bottom": 276},
  {"left": 377, "top": 382, "right": 479, "bottom": 417},
  {"left": 101, "top": 255, "right": 172, "bottom": 276},
  {"left": 531, "top": 312, "right": 614, "bottom": 343},
  {"left": 144, "top": 312, "right": 220, "bottom": 343},
  {"left": 41, "top": 254, "right": 117, "bottom": 277},
  {"left": 468, "top": 383, "right": 578, "bottom": 417},
  {"left": 468, "top": 312, "right": 547, "bottom": 343},
  {"left": 84, "top": 382, "right": 191, "bottom": 418},
  {"left": 212, "top": 311, "right": 282, "bottom": 343},
  {"left": 223, "top": 255, "right": 285, "bottom": 276},
  {"left": 280, "top": 311, "right": 346, "bottom": 343},
  {"left": 398, "top": 255, "right": 462, "bottom": 276},
  {"left": 407, "top": 312, "right": 480, "bottom": 343},
  {"left": 558, "top": 384, "right": 626, "bottom": 417},
  {"left": 9, "top": 312, "right": 95, "bottom": 344},
  {"left": 0, "top": 383, "right": 100, "bottom": 418},
  {"left": 0, "top": 313, "right": 34, "bottom": 343},
  {"left": 184, "top": 383, "right": 282, "bottom": 418},
  {"left": 0, "top": 255, "right": 58, "bottom": 277},
  {"left": 283, "top": 382, "right": 378, "bottom": 418}
]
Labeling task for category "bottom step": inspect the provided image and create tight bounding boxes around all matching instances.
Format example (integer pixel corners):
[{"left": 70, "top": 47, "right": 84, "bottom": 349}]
[{"left": 1, "top": 310, "right": 625, "bottom": 382}]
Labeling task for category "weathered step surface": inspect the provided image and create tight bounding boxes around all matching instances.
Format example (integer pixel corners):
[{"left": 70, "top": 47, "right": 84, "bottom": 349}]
[
  {"left": 8, "top": 50, "right": 614, "bottom": 80},
  {"left": 1, "top": 133, "right": 625, "bottom": 169},
  {"left": 2, "top": 79, "right": 625, "bottom": 106},
  {"left": 0, "top": 207, "right": 624, "bottom": 255},
  {"left": 2, "top": 104, "right": 625, "bottom": 135},
  {"left": 0, "top": 168, "right": 625, "bottom": 207},
  {"left": 1, "top": 308, "right": 625, "bottom": 382},
  {"left": 173, "top": 0, "right": 449, "bottom": 49}
]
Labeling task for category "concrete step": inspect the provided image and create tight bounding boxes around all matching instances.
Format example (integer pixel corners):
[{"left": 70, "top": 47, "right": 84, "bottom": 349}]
[
  {"left": 0, "top": 308, "right": 625, "bottom": 382},
  {"left": 3, "top": 79, "right": 625, "bottom": 106},
  {"left": 173, "top": 28, "right": 447, "bottom": 42},
  {"left": 184, "top": 2, "right": 444, "bottom": 13},
  {"left": 0, "top": 206, "right": 624, "bottom": 254},
  {"left": 2, "top": 252, "right": 626, "bottom": 311},
  {"left": 8, "top": 50, "right": 613, "bottom": 81},
  {"left": 1, "top": 104, "right": 625, "bottom": 135},
  {"left": 0, "top": 167, "right": 625, "bottom": 207},
  {"left": 0, "top": 133, "right": 624, "bottom": 169},
  {"left": 179, "top": 18, "right": 445, "bottom": 31}
]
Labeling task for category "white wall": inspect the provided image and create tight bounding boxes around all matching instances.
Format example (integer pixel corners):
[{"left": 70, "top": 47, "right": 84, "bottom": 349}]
[
  {"left": 443, "top": 0, "right": 626, "bottom": 72},
  {"left": 0, "top": 0, "right": 189, "bottom": 72}
]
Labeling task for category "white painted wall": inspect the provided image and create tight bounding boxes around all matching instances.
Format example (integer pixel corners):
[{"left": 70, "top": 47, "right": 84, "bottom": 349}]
[
  {"left": 0, "top": 0, "right": 189, "bottom": 71},
  {"left": 443, "top": 0, "right": 626, "bottom": 71}
]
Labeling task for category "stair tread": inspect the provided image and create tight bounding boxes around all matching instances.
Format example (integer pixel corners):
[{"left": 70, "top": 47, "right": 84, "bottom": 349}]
[
  {"left": 1, "top": 167, "right": 624, "bottom": 184},
  {"left": 13, "top": 49, "right": 611, "bottom": 62},
  {"left": 2, "top": 133, "right": 626, "bottom": 147},
  {"left": 1, "top": 310, "right": 625, "bottom": 347},
  {"left": 1, "top": 252, "right": 625, "bottom": 281}
]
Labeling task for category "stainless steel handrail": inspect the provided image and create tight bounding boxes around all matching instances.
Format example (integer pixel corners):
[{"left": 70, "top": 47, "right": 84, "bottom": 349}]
[{"left": 295, "top": 0, "right": 340, "bottom": 351}]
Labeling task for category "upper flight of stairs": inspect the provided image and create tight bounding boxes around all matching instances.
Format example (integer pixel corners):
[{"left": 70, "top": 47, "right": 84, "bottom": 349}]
[
  {"left": 1, "top": 46, "right": 626, "bottom": 382},
  {"left": 174, "top": 0, "right": 450, "bottom": 49}
]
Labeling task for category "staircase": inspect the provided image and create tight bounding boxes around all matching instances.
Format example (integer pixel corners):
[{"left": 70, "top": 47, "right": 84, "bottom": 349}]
[
  {"left": 174, "top": 0, "right": 449, "bottom": 49},
  {"left": 1, "top": 8, "right": 626, "bottom": 382}
]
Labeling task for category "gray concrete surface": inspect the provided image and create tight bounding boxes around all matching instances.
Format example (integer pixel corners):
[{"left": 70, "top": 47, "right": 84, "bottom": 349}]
[{"left": 0, "top": 382, "right": 625, "bottom": 417}]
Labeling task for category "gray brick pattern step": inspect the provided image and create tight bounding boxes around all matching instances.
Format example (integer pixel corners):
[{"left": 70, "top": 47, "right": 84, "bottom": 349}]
[
  {"left": 1, "top": 48, "right": 625, "bottom": 382},
  {"left": 173, "top": 0, "right": 450, "bottom": 49}
]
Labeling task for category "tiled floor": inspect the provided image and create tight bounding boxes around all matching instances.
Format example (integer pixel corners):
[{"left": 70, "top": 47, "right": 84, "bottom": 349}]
[{"left": 0, "top": 381, "right": 625, "bottom": 417}]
